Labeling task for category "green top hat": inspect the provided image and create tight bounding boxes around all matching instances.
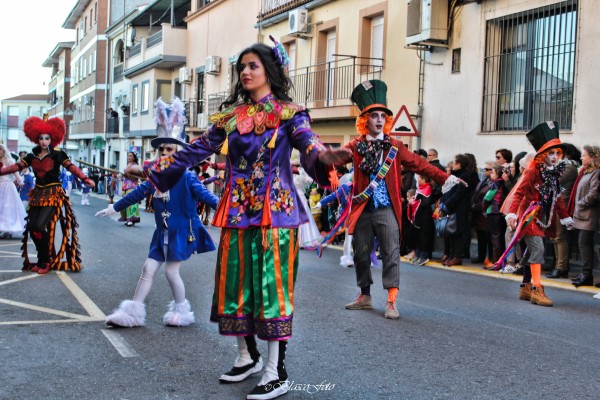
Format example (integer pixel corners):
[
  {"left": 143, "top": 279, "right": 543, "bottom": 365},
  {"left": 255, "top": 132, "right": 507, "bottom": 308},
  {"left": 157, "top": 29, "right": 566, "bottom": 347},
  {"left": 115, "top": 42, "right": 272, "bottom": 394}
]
[
  {"left": 526, "top": 121, "right": 562, "bottom": 155},
  {"left": 351, "top": 80, "right": 393, "bottom": 116}
]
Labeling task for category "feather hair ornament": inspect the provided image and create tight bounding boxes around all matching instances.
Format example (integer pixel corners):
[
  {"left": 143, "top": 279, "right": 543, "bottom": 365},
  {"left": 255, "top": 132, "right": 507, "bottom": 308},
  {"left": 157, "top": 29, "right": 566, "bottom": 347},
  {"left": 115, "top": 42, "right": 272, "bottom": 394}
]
[
  {"left": 151, "top": 97, "right": 188, "bottom": 148},
  {"left": 170, "top": 97, "right": 187, "bottom": 128},
  {"left": 155, "top": 97, "right": 170, "bottom": 131}
]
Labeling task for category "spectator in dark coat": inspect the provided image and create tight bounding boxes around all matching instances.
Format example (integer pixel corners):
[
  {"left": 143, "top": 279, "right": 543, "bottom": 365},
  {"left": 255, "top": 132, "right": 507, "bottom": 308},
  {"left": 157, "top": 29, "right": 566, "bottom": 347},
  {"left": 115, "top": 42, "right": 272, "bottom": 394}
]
[
  {"left": 440, "top": 154, "right": 472, "bottom": 266},
  {"left": 470, "top": 161, "right": 494, "bottom": 264}
]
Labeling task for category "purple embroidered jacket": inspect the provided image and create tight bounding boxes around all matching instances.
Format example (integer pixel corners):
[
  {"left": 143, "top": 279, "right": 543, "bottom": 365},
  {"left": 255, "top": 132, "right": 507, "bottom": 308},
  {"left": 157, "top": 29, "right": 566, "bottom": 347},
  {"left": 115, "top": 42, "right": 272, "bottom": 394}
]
[{"left": 144, "top": 94, "right": 332, "bottom": 229}]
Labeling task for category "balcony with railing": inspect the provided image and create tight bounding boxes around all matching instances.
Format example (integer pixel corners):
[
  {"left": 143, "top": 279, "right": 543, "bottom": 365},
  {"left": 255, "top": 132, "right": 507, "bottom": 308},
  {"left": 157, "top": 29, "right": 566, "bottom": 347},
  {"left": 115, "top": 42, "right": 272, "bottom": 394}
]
[
  {"left": 289, "top": 56, "right": 383, "bottom": 120},
  {"left": 113, "top": 64, "right": 124, "bottom": 83},
  {"left": 259, "top": 0, "right": 313, "bottom": 20},
  {"left": 207, "top": 91, "right": 229, "bottom": 116},
  {"left": 124, "top": 23, "right": 187, "bottom": 78},
  {"left": 107, "top": 117, "right": 119, "bottom": 138}
]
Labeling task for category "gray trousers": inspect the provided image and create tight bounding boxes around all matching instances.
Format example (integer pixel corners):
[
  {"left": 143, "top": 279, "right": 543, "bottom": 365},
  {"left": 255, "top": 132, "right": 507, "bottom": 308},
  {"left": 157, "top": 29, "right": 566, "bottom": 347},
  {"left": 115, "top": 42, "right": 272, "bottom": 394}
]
[{"left": 352, "top": 207, "right": 400, "bottom": 289}]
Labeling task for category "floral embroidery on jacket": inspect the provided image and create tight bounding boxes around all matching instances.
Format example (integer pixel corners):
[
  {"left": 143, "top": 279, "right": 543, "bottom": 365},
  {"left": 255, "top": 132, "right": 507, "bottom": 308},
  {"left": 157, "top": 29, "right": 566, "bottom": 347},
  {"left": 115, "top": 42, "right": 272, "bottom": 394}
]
[
  {"left": 305, "top": 134, "right": 325, "bottom": 155},
  {"left": 228, "top": 137, "right": 270, "bottom": 224},
  {"left": 270, "top": 164, "right": 294, "bottom": 215}
]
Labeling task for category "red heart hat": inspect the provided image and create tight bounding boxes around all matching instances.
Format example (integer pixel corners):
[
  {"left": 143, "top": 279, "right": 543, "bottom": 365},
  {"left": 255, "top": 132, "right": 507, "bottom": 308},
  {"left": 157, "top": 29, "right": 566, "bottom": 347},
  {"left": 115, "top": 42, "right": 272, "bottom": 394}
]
[{"left": 23, "top": 114, "right": 66, "bottom": 148}]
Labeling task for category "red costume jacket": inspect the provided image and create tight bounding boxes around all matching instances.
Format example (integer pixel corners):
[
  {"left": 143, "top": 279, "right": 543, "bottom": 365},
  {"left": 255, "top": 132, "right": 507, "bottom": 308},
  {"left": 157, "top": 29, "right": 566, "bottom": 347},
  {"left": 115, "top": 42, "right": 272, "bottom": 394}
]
[
  {"left": 508, "top": 167, "right": 568, "bottom": 237},
  {"left": 341, "top": 136, "right": 448, "bottom": 235}
]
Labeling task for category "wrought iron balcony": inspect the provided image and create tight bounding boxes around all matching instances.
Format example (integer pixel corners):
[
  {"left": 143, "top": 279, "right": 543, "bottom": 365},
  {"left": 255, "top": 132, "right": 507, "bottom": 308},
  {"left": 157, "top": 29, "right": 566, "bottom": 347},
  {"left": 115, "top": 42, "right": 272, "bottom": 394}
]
[
  {"left": 259, "top": 0, "right": 313, "bottom": 20},
  {"left": 113, "top": 64, "right": 124, "bottom": 83},
  {"left": 124, "top": 24, "right": 187, "bottom": 78},
  {"left": 107, "top": 118, "right": 119, "bottom": 138},
  {"left": 289, "top": 56, "right": 383, "bottom": 110}
]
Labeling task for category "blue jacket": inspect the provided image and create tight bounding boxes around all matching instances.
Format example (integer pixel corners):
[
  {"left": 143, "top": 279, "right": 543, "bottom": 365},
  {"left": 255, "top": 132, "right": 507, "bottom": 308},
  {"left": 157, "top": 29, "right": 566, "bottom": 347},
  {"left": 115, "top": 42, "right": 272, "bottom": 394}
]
[
  {"left": 114, "top": 170, "right": 218, "bottom": 261},
  {"left": 20, "top": 173, "right": 35, "bottom": 201},
  {"left": 319, "top": 183, "right": 352, "bottom": 216}
]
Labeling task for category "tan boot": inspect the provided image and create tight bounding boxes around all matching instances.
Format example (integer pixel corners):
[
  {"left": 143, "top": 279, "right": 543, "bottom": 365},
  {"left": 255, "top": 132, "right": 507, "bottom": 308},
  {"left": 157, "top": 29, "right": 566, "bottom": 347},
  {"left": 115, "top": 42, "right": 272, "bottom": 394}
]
[
  {"left": 519, "top": 283, "right": 532, "bottom": 301},
  {"left": 345, "top": 294, "right": 372, "bottom": 310},
  {"left": 384, "top": 301, "right": 399, "bottom": 319},
  {"left": 530, "top": 285, "right": 553, "bottom": 307}
]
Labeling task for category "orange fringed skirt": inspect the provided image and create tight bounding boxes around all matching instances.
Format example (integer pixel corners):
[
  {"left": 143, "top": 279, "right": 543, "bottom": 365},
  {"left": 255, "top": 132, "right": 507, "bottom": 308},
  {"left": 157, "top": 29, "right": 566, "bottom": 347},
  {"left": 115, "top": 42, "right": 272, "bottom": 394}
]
[{"left": 22, "top": 184, "right": 83, "bottom": 272}]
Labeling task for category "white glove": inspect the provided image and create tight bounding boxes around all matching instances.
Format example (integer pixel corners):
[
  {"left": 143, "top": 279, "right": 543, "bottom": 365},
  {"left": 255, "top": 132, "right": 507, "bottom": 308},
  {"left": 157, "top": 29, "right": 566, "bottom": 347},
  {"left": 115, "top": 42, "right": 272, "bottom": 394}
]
[
  {"left": 312, "top": 202, "right": 322, "bottom": 210},
  {"left": 505, "top": 213, "right": 517, "bottom": 231},
  {"left": 95, "top": 204, "right": 116, "bottom": 217},
  {"left": 441, "top": 175, "right": 466, "bottom": 194},
  {"left": 560, "top": 217, "right": 575, "bottom": 230}
]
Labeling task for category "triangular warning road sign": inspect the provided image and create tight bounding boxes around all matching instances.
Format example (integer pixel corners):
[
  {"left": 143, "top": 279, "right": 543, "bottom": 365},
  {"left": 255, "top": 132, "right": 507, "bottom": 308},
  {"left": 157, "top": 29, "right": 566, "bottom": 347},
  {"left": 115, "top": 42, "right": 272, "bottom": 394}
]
[{"left": 391, "top": 105, "right": 419, "bottom": 137}]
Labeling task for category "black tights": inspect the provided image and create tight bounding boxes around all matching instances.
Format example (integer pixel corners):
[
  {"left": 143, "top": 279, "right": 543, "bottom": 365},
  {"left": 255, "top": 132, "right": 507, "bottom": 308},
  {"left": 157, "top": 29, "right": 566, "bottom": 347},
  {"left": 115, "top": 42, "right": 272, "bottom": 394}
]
[{"left": 27, "top": 206, "right": 55, "bottom": 264}]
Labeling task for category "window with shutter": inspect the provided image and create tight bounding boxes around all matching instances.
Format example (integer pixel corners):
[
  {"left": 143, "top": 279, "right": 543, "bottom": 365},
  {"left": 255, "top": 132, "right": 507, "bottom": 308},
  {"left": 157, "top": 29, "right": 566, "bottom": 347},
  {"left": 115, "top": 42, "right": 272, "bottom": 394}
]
[
  {"left": 326, "top": 30, "right": 336, "bottom": 101},
  {"left": 370, "top": 15, "right": 384, "bottom": 67}
]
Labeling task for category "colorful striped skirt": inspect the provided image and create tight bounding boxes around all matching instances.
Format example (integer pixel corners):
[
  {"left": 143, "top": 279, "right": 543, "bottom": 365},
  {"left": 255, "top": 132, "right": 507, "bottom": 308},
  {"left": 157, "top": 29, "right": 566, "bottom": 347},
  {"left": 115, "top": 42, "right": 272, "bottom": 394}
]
[{"left": 210, "top": 227, "right": 299, "bottom": 341}]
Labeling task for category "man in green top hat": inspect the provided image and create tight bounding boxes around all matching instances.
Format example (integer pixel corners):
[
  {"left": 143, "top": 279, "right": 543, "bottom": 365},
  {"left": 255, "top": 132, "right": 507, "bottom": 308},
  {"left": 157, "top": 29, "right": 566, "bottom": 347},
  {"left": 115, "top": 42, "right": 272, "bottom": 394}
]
[{"left": 319, "top": 80, "right": 462, "bottom": 319}]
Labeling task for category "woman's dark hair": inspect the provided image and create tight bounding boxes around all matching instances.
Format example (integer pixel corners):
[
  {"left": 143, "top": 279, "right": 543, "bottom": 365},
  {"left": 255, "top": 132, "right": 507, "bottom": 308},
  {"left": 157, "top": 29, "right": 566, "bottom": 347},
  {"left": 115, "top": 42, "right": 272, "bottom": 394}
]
[
  {"left": 464, "top": 153, "right": 478, "bottom": 173},
  {"left": 414, "top": 148, "right": 427, "bottom": 158},
  {"left": 512, "top": 151, "right": 527, "bottom": 179},
  {"left": 220, "top": 43, "right": 293, "bottom": 109},
  {"left": 495, "top": 148, "right": 513, "bottom": 163},
  {"left": 454, "top": 154, "right": 470, "bottom": 170},
  {"left": 128, "top": 152, "right": 138, "bottom": 164},
  {"left": 561, "top": 143, "right": 582, "bottom": 165}
]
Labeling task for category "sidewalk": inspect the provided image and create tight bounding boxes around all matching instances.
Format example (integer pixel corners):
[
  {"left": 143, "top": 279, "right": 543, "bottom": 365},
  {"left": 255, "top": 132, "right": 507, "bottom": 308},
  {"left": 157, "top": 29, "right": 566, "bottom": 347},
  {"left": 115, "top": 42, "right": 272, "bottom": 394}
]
[{"left": 326, "top": 243, "right": 599, "bottom": 295}]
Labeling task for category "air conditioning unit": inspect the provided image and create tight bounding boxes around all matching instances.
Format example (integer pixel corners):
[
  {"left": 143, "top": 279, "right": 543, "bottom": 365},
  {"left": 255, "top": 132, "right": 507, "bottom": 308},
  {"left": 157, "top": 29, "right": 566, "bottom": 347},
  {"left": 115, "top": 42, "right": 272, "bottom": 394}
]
[
  {"left": 179, "top": 67, "right": 193, "bottom": 83},
  {"left": 288, "top": 9, "right": 309, "bottom": 35},
  {"left": 406, "top": 0, "right": 449, "bottom": 47},
  {"left": 205, "top": 56, "right": 221, "bottom": 74}
]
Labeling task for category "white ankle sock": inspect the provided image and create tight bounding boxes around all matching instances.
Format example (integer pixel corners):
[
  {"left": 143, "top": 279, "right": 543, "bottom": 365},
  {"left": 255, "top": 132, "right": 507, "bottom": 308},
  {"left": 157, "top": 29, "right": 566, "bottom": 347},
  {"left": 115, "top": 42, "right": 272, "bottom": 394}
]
[
  {"left": 234, "top": 336, "right": 253, "bottom": 367},
  {"left": 258, "top": 341, "right": 279, "bottom": 385}
]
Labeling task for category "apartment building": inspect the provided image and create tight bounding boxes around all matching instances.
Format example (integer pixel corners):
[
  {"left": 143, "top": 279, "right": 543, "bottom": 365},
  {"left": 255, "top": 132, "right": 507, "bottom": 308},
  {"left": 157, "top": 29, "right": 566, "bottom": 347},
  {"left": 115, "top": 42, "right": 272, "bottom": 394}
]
[
  {"left": 0, "top": 95, "right": 49, "bottom": 154},
  {"left": 63, "top": 0, "right": 109, "bottom": 167},
  {"left": 407, "top": 0, "right": 598, "bottom": 164},
  {"left": 120, "top": 0, "right": 191, "bottom": 161},
  {"left": 257, "top": 0, "right": 420, "bottom": 147},
  {"left": 43, "top": 42, "right": 77, "bottom": 159},
  {"left": 183, "top": 0, "right": 260, "bottom": 140},
  {"left": 104, "top": 0, "right": 149, "bottom": 171}
]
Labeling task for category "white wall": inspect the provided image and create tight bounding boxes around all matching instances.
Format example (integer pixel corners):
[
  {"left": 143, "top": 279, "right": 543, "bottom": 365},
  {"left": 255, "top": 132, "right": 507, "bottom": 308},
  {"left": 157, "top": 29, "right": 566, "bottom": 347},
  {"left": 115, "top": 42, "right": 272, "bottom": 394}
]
[{"left": 418, "top": 0, "right": 599, "bottom": 166}]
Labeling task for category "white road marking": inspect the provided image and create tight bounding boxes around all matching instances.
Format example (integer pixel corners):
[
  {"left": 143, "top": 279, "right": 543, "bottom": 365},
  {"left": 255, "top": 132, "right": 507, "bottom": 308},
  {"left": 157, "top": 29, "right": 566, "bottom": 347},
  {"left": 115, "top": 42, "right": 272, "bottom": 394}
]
[
  {"left": 0, "top": 272, "right": 106, "bottom": 325},
  {"left": 57, "top": 272, "right": 106, "bottom": 319},
  {"left": 0, "top": 274, "right": 39, "bottom": 286},
  {"left": 101, "top": 329, "right": 139, "bottom": 358},
  {"left": 0, "top": 298, "right": 98, "bottom": 320}
]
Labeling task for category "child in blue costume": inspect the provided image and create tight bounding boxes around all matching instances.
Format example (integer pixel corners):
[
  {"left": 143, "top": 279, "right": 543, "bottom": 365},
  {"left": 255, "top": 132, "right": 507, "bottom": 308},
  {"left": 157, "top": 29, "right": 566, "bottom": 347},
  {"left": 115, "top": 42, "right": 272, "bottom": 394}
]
[{"left": 96, "top": 98, "right": 219, "bottom": 327}]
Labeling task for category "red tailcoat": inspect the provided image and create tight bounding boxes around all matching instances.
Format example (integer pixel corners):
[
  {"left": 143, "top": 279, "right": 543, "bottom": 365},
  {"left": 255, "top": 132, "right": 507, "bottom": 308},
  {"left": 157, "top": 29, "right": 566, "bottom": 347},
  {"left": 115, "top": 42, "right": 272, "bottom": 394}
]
[
  {"left": 508, "top": 167, "right": 568, "bottom": 237},
  {"left": 342, "top": 136, "right": 448, "bottom": 235}
]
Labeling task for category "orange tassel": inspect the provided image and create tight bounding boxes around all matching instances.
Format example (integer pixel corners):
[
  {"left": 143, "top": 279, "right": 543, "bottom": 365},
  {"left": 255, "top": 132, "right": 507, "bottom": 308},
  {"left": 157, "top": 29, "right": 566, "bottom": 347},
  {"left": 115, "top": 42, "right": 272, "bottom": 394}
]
[
  {"left": 220, "top": 136, "right": 229, "bottom": 155},
  {"left": 328, "top": 168, "right": 340, "bottom": 190},
  {"left": 267, "top": 127, "right": 278, "bottom": 149}
]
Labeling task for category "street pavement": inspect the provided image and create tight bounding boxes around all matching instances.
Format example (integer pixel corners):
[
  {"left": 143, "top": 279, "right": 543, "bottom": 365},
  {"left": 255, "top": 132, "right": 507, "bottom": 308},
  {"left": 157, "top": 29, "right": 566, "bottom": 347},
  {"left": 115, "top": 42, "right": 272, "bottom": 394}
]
[{"left": 1, "top": 192, "right": 599, "bottom": 400}]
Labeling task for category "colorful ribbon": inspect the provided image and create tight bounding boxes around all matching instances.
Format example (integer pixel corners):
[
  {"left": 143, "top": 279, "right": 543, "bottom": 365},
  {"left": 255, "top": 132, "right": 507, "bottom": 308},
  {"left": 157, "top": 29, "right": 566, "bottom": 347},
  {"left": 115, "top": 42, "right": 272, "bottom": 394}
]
[
  {"left": 495, "top": 201, "right": 540, "bottom": 271},
  {"left": 352, "top": 146, "right": 398, "bottom": 204}
]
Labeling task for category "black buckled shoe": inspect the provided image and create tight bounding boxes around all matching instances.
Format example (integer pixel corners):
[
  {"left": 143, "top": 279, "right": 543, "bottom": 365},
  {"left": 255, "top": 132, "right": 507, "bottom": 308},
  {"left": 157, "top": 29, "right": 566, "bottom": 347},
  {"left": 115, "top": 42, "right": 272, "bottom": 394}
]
[
  {"left": 246, "top": 379, "right": 289, "bottom": 400},
  {"left": 546, "top": 269, "right": 569, "bottom": 279},
  {"left": 572, "top": 274, "right": 593, "bottom": 288},
  {"left": 219, "top": 356, "right": 263, "bottom": 383}
]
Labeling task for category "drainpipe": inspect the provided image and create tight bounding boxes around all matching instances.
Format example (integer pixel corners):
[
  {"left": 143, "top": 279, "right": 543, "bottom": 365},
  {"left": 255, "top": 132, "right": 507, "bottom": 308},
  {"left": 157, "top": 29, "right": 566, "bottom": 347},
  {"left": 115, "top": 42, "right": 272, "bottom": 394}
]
[
  {"left": 416, "top": 104, "right": 423, "bottom": 150},
  {"left": 103, "top": 0, "right": 111, "bottom": 169},
  {"left": 171, "top": 0, "right": 175, "bottom": 26}
]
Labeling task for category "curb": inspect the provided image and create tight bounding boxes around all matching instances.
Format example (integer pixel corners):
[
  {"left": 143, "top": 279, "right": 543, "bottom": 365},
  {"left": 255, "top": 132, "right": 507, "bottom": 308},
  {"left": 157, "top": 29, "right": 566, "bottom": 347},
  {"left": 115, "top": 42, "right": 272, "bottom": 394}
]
[{"left": 325, "top": 244, "right": 598, "bottom": 295}]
